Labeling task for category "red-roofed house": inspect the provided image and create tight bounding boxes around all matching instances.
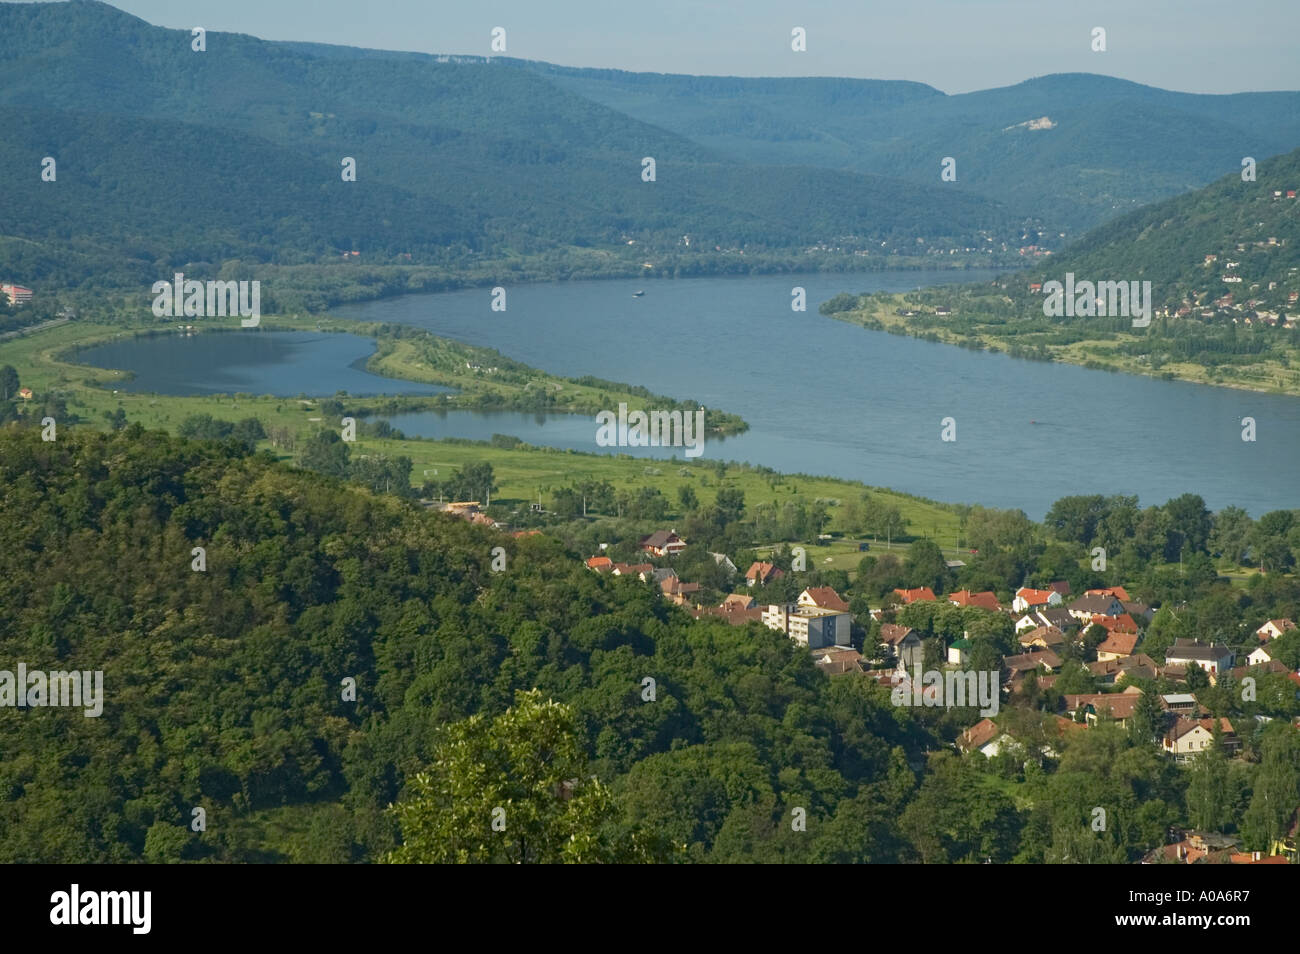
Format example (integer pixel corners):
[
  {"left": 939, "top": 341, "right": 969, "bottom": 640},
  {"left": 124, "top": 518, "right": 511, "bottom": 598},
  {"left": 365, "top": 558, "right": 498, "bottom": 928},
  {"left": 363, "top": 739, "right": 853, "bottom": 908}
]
[
  {"left": 799, "top": 586, "right": 851, "bottom": 614},
  {"left": 893, "top": 587, "right": 937, "bottom": 605},
  {"left": 1013, "top": 587, "right": 1063, "bottom": 613},
  {"left": 745, "top": 561, "right": 784, "bottom": 586},
  {"left": 1096, "top": 630, "right": 1140, "bottom": 660},
  {"left": 948, "top": 589, "right": 1002, "bottom": 612},
  {"left": 585, "top": 556, "right": 614, "bottom": 572},
  {"left": 1087, "top": 586, "right": 1131, "bottom": 602}
]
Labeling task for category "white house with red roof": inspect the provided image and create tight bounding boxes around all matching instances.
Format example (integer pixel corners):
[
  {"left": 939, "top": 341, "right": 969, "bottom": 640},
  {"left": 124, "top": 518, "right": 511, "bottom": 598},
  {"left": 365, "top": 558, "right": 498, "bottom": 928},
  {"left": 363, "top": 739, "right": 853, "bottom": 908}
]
[{"left": 1013, "top": 587, "right": 1062, "bottom": 613}]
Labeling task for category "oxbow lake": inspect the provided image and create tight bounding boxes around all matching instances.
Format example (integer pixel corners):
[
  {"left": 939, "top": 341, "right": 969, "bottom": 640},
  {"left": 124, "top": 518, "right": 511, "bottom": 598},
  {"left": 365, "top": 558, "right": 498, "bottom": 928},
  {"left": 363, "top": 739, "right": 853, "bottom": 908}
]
[{"left": 83, "top": 272, "right": 1300, "bottom": 519}]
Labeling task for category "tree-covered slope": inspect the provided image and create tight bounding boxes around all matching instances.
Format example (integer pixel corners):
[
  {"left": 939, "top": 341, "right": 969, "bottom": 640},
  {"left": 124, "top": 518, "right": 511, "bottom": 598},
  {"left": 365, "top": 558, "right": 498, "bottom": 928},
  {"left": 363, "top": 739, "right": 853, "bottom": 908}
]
[
  {"left": 0, "top": 425, "right": 933, "bottom": 863},
  {"left": 1031, "top": 146, "right": 1300, "bottom": 304}
]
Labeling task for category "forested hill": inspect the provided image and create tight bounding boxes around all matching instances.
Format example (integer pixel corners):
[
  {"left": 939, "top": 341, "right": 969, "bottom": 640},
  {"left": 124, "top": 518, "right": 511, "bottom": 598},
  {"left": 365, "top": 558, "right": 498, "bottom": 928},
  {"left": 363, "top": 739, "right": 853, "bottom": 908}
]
[
  {"left": 1027, "top": 146, "right": 1300, "bottom": 308},
  {"left": 0, "top": 426, "right": 938, "bottom": 863},
  {"left": 0, "top": 1, "right": 1031, "bottom": 295},
  {"left": 528, "top": 64, "right": 1300, "bottom": 233}
]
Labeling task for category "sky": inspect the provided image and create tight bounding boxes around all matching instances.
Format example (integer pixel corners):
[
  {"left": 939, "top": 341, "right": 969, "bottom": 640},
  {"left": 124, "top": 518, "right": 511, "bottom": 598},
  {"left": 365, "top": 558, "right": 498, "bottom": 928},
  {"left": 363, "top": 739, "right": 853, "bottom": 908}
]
[{"left": 93, "top": 0, "right": 1300, "bottom": 95}]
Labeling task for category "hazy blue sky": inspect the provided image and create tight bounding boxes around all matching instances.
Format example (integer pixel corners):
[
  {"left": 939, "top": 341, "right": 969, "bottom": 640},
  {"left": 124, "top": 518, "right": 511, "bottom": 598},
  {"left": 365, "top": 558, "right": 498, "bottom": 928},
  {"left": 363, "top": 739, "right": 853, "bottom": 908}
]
[{"left": 102, "top": 0, "right": 1298, "bottom": 94}]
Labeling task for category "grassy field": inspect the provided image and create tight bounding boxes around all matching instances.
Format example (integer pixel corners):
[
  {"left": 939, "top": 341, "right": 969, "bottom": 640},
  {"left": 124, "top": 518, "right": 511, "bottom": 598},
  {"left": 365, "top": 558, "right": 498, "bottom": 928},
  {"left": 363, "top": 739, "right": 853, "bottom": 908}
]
[{"left": 0, "top": 313, "right": 969, "bottom": 547}]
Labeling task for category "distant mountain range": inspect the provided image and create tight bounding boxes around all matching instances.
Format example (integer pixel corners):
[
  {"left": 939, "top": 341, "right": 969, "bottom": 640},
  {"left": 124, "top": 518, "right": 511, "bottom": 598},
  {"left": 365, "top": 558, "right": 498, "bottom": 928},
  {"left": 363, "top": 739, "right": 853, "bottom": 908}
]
[
  {"left": 1, "top": 1, "right": 1298, "bottom": 299},
  {"left": 527, "top": 64, "right": 1300, "bottom": 233},
  {"left": 0, "top": 1, "right": 1029, "bottom": 292}
]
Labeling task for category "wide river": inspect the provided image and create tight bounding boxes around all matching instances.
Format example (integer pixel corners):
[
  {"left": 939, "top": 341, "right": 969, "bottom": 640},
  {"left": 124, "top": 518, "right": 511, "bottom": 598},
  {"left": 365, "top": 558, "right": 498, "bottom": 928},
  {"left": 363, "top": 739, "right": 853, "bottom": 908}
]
[{"left": 81, "top": 271, "right": 1300, "bottom": 519}]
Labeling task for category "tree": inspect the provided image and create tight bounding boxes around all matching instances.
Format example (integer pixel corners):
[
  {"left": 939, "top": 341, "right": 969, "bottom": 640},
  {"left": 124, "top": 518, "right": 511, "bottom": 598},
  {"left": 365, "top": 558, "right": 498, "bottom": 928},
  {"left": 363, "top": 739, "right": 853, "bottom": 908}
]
[
  {"left": 903, "top": 539, "right": 949, "bottom": 594},
  {"left": 1128, "top": 689, "right": 1164, "bottom": 747},
  {"left": 1209, "top": 505, "right": 1254, "bottom": 565},
  {"left": 299, "top": 429, "right": 351, "bottom": 478},
  {"left": 676, "top": 485, "right": 698, "bottom": 513},
  {"left": 1163, "top": 493, "right": 1211, "bottom": 560},
  {"left": 1044, "top": 494, "right": 1107, "bottom": 545},
  {"left": 1185, "top": 733, "right": 1233, "bottom": 832},
  {"left": 714, "top": 487, "right": 745, "bottom": 525},
  {"left": 0, "top": 364, "right": 19, "bottom": 401},
  {"left": 383, "top": 690, "right": 661, "bottom": 863}
]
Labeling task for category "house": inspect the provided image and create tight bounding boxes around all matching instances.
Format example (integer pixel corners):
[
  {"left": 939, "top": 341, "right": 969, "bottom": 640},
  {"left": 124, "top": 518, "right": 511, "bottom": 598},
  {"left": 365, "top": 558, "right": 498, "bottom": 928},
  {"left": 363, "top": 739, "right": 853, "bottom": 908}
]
[
  {"left": 1048, "top": 580, "right": 1071, "bottom": 597},
  {"left": 660, "top": 577, "right": 702, "bottom": 606},
  {"left": 1096, "top": 630, "right": 1140, "bottom": 661},
  {"left": 649, "top": 567, "right": 678, "bottom": 586},
  {"left": 878, "top": 623, "right": 923, "bottom": 670},
  {"left": 812, "top": 646, "right": 865, "bottom": 676},
  {"left": 1163, "top": 717, "right": 1238, "bottom": 762},
  {"left": 947, "top": 638, "right": 971, "bottom": 666},
  {"left": 1086, "top": 586, "right": 1131, "bottom": 602},
  {"left": 948, "top": 589, "right": 1002, "bottom": 612},
  {"left": 1013, "top": 587, "right": 1063, "bottom": 613},
  {"left": 722, "top": 593, "right": 757, "bottom": 611},
  {"left": 1002, "top": 649, "right": 1062, "bottom": 690},
  {"left": 639, "top": 530, "right": 687, "bottom": 557},
  {"left": 1088, "top": 658, "right": 1125, "bottom": 685},
  {"left": 1164, "top": 639, "right": 1235, "bottom": 681},
  {"left": 1069, "top": 593, "right": 1126, "bottom": 621},
  {"left": 799, "top": 587, "right": 851, "bottom": 614},
  {"left": 584, "top": 556, "right": 614, "bottom": 572},
  {"left": 0, "top": 283, "right": 33, "bottom": 305},
  {"left": 1019, "top": 625, "right": 1067, "bottom": 650},
  {"left": 957, "top": 718, "right": 1003, "bottom": 757},
  {"left": 1063, "top": 689, "right": 1143, "bottom": 726},
  {"left": 763, "top": 603, "right": 852, "bottom": 650},
  {"left": 1144, "top": 831, "right": 1241, "bottom": 864},
  {"left": 1091, "top": 613, "right": 1139, "bottom": 634},
  {"left": 1247, "top": 644, "right": 1278, "bottom": 667},
  {"left": 1159, "top": 693, "right": 1201, "bottom": 715},
  {"left": 745, "top": 561, "right": 784, "bottom": 586},
  {"left": 893, "top": 587, "right": 937, "bottom": 604},
  {"left": 610, "top": 562, "right": 654, "bottom": 577},
  {"left": 693, "top": 603, "right": 763, "bottom": 626},
  {"left": 1122, "top": 601, "right": 1155, "bottom": 624},
  {"left": 17, "top": 387, "right": 32, "bottom": 400},
  {"left": 1256, "top": 618, "right": 1296, "bottom": 642},
  {"left": 1116, "top": 653, "right": 1158, "bottom": 683},
  {"left": 709, "top": 552, "right": 739, "bottom": 576}
]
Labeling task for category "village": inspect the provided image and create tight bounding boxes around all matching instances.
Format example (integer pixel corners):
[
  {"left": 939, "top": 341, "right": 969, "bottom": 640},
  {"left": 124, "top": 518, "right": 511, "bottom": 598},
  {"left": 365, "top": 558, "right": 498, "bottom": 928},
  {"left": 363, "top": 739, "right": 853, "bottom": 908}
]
[{"left": 521, "top": 519, "right": 1300, "bottom": 865}]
